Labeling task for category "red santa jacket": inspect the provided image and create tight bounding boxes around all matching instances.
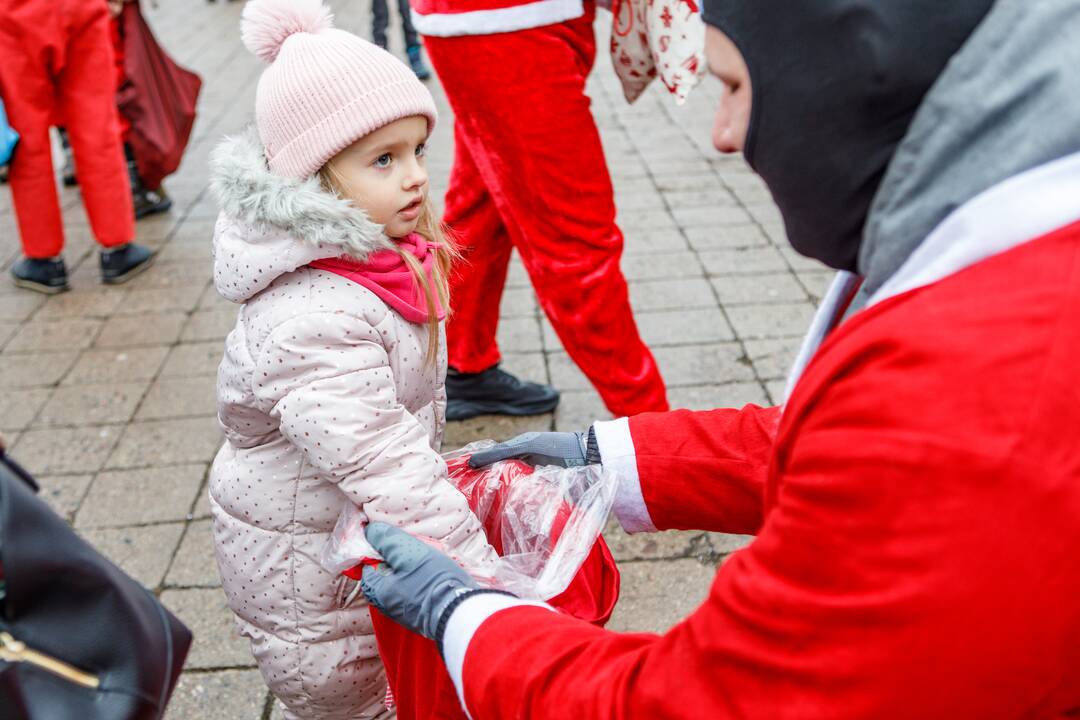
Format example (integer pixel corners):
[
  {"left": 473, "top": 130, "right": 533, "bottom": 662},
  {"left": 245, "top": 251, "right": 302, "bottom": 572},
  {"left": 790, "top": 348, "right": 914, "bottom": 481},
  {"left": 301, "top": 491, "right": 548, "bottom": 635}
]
[
  {"left": 409, "top": 0, "right": 586, "bottom": 37},
  {"left": 437, "top": 154, "right": 1080, "bottom": 718}
]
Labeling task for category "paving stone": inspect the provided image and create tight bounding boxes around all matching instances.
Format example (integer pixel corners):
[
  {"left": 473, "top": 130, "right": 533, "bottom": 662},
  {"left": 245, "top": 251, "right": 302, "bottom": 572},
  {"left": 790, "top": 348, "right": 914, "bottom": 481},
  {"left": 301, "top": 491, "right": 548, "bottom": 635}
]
[
  {"left": 553, "top": 389, "right": 611, "bottom": 432},
  {"left": 76, "top": 463, "right": 206, "bottom": 528},
  {"left": 630, "top": 278, "right": 716, "bottom": 311},
  {"left": 699, "top": 246, "right": 788, "bottom": 276},
  {"left": 0, "top": 351, "right": 78, "bottom": 388},
  {"left": 661, "top": 189, "right": 740, "bottom": 208},
  {"left": 156, "top": 241, "right": 215, "bottom": 263},
  {"left": 726, "top": 302, "right": 816, "bottom": 340},
  {"left": 653, "top": 343, "right": 754, "bottom": 387},
  {"left": 0, "top": 387, "right": 52, "bottom": 430},
  {"left": 495, "top": 316, "right": 543, "bottom": 353},
  {"left": 443, "top": 413, "right": 552, "bottom": 450},
  {"left": 621, "top": 251, "right": 704, "bottom": 281},
  {"left": 160, "top": 341, "right": 224, "bottom": 378},
  {"left": 36, "top": 382, "right": 146, "bottom": 426},
  {"left": 499, "top": 352, "right": 549, "bottom": 385},
  {"left": 180, "top": 308, "right": 239, "bottom": 342},
  {"left": 192, "top": 485, "right": 212, "bottom": 519},
  {"left": 34, "top": 290, "right": 127, "bottom": 320},
  {"left": 710, "top": 272, "right": 808, "bottom": 305},
  {"left": 137, "top": 375, "right": 218, "bottom": 420},
  {"left": 5, "top": 318, "right": 102, "bottom": 353},
  {"left": 765, "top": 379, "right": 788, "bottom": 405},
  {"left": 636, "top": 307, "right": 734, "bottom": 347},
  {"left": 498, "top": 287, "right": 538, "bottom": 318},
  {"left": 683, "top": 224, "right": 770, "bottom": 250},
  {"left": 118, "top": 285, "right": 206, "bottom": 314},
  {"left": 0, "top": 323, "right": 18, "bottom": 349},
  {"left": 166, "top": 519, "right": 221, "bottom": 587},
  {"left": 159, "top": 588, "right": 256, "bottom": 669},
  {"left": 744, "top": 337, "right": 803, "bottom": 381},
  {"left": 80, "top": 522, "right": 185, "bottom": 588},
  {"left": 63, "top": 346, "right": 170, "bottom": 384},
  {"left": 778, "top": 245, "right": 828, "bottom": 272},
  {"left": 652, "top": 172, "right": 720, "bottom": 192},
  {"left": 11, "top": 425, "right": 119, "bottom": 475},
  {"left": 128, "top": 259, "right": 214, "bottom": 290},
  {"left": 671, "top": 205, "right": 753, "bottom": 228},
  {"left": 617, "top": 208, "right": 679, "bottom": 231},
  {"left": 622, "top": 228, "right": 689, "bottom": 254},
  {"left": 0, "top": 292, "right": 45, "bottom": 322},
  {"left": 797, "top": 271, "right": 836, "bottom": 301},
  {"left": 604, "top": 521, "right": 707, "bottom": 562},
  {"left": 165, "top": 669, "right": 268, "bottom": 720},
  {"left": 107, "top": 416, "right": 222, "bottom": 469},
  {"left": 667, "top": 382, "right": 770, "bottom": 410},
  {"left": 606, "top": 559, "right": 717, "bottom": 633},
  {"left": 36, "top": 474, "right": 94, "bottom": 521},
  {"left": 708, "top": 532, "right": 754, "bottom": 556},
  {"left": 95, "top": 313, "right": 187, "bottom": 348},
  {"left": 547, "top": 352, "right": 591, "bottom": 391}
]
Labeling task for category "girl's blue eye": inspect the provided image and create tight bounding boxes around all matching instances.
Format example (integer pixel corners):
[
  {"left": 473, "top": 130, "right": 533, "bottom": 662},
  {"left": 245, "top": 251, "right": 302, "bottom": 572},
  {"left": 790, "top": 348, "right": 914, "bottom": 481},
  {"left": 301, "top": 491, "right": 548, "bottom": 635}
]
[
  {"left": 374, "top": 154, "right": 392, "bottom": 168},
  {"left": 415, "top": 143, "right": 426, "bottom": 158}
]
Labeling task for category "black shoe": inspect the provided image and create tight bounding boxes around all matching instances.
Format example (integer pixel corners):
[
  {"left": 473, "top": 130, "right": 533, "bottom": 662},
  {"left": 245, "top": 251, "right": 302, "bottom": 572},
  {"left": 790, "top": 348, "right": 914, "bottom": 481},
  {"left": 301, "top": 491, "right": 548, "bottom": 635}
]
[
  {"left": 11, "top": 257, "right": 70, "bottom": 294},
  {"left": 125, "top": 143, "right": 172, "bottom": 219},
  {"left": 100, "top": 243, "right": 156, "bottom": 285},
  {"left": 407, "top": 45, "right": 432, "bottom": 80},
  {"left": 59, "top": 128, "right": 77, "bottom": 187},
  {"left": 133, "top": 185, "right": 173, "bottom": 219},
  {"left": 445, "top": 365, "right": 560, "bottom": 421},
  {"left": 0, "top": 164, "right": 8, "bottom": 184}
]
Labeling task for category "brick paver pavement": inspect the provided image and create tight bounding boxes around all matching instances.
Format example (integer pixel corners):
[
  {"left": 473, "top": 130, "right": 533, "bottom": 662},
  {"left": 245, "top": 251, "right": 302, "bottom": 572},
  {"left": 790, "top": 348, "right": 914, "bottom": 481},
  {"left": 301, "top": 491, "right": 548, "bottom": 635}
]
[{"left": 0, "top": 1, "right": 829, "bottom": 716}]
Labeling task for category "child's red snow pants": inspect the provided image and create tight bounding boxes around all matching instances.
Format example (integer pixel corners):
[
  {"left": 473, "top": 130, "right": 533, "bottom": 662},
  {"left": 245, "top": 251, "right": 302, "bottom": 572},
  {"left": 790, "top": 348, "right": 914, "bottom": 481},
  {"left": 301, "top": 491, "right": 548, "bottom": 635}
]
[
  {"left": 424, "top": 8, "right": 669, "bottom": 417},
  {"left": 0, "top": 0, "right": 134, "bottom": 258}
]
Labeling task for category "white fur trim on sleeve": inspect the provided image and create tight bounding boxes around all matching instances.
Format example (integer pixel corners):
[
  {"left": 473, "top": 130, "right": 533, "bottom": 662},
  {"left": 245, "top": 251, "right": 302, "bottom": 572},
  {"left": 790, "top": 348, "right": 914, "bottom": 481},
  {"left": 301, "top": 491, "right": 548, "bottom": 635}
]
[
  {"left": 443, "top": 593, "right": 553, "bottom": 718},
  {"left": 593, "top": 417, "right": 657, "bottom": 533}
]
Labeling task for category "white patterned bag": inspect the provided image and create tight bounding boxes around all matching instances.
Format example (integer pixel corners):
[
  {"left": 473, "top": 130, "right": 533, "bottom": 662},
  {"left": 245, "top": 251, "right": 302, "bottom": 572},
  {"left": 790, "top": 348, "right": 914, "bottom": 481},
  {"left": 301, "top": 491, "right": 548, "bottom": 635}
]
[{"left": 608, "top": 0, "right": 706, "bottom": 105}]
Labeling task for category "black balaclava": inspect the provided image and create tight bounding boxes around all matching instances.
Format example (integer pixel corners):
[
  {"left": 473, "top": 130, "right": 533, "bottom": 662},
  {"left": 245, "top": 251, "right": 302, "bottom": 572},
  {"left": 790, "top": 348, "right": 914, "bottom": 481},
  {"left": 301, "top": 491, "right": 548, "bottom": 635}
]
[{"left": 700, "top": 1, "right": 995, "bottom": 272}]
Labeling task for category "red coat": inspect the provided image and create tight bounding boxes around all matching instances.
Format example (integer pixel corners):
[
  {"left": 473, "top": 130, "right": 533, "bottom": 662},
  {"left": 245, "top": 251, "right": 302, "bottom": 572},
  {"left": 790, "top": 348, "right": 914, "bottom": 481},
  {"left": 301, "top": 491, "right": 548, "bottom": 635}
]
[{"left": 442, "top": 160, "right": 1080, "bottom": 718}]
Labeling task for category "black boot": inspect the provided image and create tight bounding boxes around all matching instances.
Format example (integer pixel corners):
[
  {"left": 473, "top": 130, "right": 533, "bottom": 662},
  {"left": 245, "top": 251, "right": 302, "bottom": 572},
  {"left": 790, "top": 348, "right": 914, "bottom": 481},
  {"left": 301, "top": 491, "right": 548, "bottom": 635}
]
[
  {"left": 11, "top": 257, "right": 70, "bottom": 294},
  {"left": 445, "top": 365, "right": 560, "bottom": 421},
  {"left": 126, "top": 144, "right": 172, "bottom": 219},
  {"left": 100, "top": 242, "right": 156, "bottom": 284},
  {"left": 59, "top": 128, "right": 77, "bottom": 187}
]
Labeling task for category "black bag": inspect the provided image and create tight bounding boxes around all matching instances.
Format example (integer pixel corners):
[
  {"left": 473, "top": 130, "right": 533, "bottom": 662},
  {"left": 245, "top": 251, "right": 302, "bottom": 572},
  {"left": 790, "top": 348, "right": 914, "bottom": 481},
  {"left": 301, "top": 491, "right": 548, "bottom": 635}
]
[{"left": 0, "top": 448, "right": 192, "bottom": 719}]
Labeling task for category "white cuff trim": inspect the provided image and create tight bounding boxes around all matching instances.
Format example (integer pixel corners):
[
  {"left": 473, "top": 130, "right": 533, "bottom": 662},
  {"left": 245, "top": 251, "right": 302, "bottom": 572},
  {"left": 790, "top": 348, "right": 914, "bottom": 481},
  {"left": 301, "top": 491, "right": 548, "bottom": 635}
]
[
  {"left": 444, "top": 593, "right": 553, "bottom": 718},
  {"left": 594, "top": 417, "right": 657, "bottom": 533},
  {"left": 413, "top": 0, "right": 584, "bottom": 37}
]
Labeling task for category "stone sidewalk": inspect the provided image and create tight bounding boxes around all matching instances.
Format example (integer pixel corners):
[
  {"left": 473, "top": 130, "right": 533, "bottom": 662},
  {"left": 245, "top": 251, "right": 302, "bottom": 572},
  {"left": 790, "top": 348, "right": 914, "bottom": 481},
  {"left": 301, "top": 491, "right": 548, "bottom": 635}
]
[{"left": 0, "top": 1, "right": 828, "bottom": 716}]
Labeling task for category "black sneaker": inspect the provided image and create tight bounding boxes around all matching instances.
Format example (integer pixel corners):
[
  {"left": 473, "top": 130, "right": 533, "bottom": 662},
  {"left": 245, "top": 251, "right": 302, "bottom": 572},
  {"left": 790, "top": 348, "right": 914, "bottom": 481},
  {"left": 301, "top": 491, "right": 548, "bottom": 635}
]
[
  {"left": 407, "top": 45, "right": 432, "bottom": 81},
  {"left": 133, "top": 185, "right": 173, "bottom": 219},
  {"left": 445, "top": 365, "right": 560, "bottom": 421},
  {"left": 100, "top": 243, "right": 156, "bottom": 285},
  {"left": 11, "top": 257, "right": 70, "bottom": 294}
]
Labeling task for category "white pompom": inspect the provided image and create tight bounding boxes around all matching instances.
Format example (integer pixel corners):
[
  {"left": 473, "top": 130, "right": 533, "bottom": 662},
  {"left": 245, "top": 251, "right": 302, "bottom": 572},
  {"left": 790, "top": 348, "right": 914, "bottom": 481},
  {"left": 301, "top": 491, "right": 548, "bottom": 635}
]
[{"left": 241, "top": 0, "right": 334, "bottom": 64}]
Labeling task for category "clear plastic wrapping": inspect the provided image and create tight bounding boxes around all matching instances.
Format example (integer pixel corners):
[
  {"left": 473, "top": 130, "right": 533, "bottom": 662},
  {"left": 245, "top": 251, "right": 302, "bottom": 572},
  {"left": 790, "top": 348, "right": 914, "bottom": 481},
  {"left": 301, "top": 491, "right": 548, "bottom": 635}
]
[{"left": 320, "top": 441, "right": 618, "bottom": 600}]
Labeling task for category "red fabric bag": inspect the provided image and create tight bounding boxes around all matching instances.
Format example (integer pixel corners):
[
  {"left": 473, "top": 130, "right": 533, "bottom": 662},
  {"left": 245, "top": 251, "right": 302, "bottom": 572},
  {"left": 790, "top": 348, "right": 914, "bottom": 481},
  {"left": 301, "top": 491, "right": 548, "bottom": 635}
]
[
  {"left": 117, "top": 2, "right": 201, "bottom": 189},
  {"left": 362, "top": 456, "right": 621, "bottom": 720}
]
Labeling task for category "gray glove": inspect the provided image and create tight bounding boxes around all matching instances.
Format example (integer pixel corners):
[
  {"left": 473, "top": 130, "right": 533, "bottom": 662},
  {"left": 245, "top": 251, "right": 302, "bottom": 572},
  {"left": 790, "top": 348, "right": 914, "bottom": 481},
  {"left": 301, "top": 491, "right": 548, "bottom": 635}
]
[
  {"left": 468, "top": 429, "right": 601, "bottom": 469},
  {"left": 360, "top": 522, "right": 509, "bottom": 643}
]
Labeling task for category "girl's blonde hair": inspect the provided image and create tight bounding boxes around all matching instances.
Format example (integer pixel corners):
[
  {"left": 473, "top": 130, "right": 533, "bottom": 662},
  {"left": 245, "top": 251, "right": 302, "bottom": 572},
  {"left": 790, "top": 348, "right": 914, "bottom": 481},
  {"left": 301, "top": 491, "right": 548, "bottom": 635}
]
[{"left": 319, "top": 163, "right": 457, "bottom": 367}]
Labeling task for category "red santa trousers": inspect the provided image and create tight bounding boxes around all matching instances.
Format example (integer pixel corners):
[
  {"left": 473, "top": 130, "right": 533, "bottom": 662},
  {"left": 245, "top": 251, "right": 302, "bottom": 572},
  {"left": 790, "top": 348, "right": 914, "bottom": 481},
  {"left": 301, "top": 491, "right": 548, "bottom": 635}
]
[
  {"left": 424, "top": 8, "right": 669, "bottom": 417},
  {"left": 0, "top": 0, "right": 134, "bottom": 258}
]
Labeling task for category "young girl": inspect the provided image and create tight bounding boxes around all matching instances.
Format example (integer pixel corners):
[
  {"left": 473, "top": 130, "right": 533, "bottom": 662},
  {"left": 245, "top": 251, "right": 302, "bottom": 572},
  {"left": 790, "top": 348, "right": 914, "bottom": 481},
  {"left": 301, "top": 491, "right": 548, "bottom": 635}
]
[{"left": 207, "top": 1, "right": 499, "bottom": 717}]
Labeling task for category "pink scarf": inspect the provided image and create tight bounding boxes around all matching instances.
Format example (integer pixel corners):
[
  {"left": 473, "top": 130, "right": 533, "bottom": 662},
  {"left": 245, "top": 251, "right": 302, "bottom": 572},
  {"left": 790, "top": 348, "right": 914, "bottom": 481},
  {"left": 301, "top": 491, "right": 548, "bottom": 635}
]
[{"left": 310, "top": 233, "right": 446, "bottom": 324}]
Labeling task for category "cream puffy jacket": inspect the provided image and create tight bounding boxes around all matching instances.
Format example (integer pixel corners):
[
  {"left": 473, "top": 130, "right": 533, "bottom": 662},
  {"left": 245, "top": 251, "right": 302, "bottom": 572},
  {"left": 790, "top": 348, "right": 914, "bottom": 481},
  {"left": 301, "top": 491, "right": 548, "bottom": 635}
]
[{"left": 207, "top": 128, "right": 498, "bottom": 720}]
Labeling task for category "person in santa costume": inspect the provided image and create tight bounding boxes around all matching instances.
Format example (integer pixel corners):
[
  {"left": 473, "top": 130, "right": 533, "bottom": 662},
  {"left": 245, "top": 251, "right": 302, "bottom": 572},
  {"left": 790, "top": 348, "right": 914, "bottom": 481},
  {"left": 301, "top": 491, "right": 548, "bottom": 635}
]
[
  {"left": 0, "top": 0, "right": 156, "bottom": 294},
  {"left": 412, "top": 0, "right": 670, "bottom": 420},
  {"left": 357, "top": 0, "right": 1080, "bottom": 716}
]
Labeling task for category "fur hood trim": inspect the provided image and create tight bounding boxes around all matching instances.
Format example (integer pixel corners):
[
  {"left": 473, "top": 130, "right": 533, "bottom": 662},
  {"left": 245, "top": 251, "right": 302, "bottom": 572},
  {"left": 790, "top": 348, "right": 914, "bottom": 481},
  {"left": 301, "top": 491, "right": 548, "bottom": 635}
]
[{"left": 210, "top": 126, "right": 391, "bottom": 260}]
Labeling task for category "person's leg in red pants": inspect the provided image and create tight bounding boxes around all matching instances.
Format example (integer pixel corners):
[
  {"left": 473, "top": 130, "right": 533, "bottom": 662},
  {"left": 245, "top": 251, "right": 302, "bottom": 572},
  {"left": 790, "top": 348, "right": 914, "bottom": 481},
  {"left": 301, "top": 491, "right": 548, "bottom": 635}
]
[
  {"left": 426, "top": 10, "right": 669, "bottom": 417},
  {"left": 0, "top": 0, "right": 138, "bottom": 291}
]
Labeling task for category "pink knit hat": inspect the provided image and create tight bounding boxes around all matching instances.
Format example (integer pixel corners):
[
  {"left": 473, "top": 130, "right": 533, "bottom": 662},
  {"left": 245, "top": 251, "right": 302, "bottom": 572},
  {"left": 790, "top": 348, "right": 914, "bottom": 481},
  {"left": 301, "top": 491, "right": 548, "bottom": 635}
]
[{"left": 240, "top": 0, "right": 438, "bottom": 178}]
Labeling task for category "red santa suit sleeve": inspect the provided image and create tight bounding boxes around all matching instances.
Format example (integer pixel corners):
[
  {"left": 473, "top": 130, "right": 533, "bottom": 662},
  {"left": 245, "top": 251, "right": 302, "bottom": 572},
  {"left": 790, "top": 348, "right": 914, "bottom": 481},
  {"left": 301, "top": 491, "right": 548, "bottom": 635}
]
[{"left": 594, "top": 405, "right": 781, "bottom": 536}]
